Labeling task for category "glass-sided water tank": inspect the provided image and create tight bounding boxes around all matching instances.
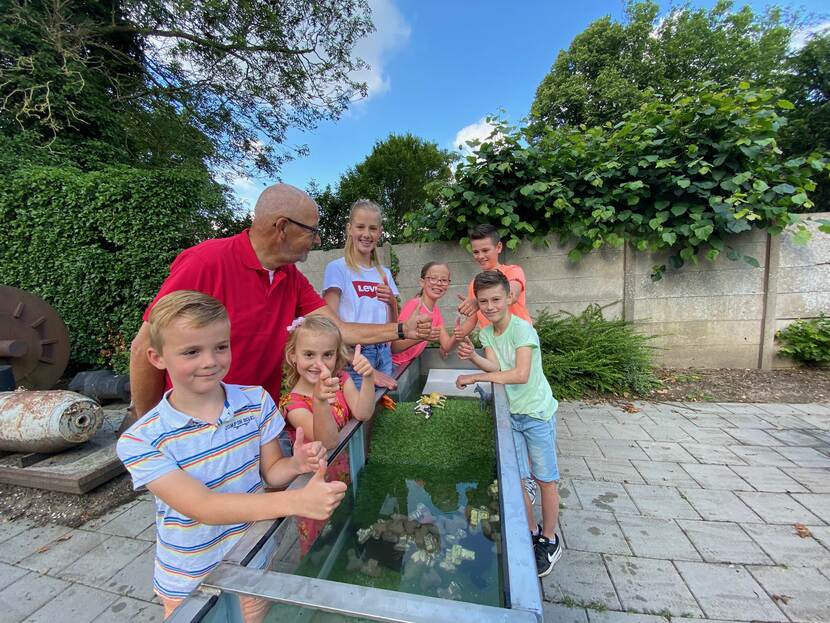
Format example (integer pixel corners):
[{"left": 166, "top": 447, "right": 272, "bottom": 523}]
[{"left": 169, "top": 350, "right": 543, "bottom": 623}]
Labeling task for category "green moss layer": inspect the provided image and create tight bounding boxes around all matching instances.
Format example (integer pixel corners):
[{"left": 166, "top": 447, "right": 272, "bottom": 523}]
[{"left": 369, "top": 399, "right": 495, "bottom": 467}]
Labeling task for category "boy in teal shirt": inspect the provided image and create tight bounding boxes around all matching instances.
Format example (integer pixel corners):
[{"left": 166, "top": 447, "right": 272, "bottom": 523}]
[{"left": 455, "top": 270, "right": 561, "bottom": 577}]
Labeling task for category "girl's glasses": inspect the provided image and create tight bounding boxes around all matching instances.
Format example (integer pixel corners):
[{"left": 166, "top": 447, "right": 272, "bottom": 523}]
[{"left": 424, "top": 277, "right": 451, "bottom": 286}]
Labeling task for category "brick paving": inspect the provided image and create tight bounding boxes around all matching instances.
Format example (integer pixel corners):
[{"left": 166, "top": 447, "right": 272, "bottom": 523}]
[
  {"left": 541, "top": 401, "right": 830, "bottom": 623},
  {"left": 0, "top": 400, "right": 828, "bottom": 622}
]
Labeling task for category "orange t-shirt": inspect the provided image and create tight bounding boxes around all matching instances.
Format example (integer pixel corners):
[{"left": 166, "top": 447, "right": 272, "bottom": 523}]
[{"left": 467, "top": 263, "right": 532, "bottom": 327}]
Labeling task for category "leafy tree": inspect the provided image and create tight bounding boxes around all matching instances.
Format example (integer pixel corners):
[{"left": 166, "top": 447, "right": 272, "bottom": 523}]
[
  {"left": 0, "top": 0, "right": 148, "bottom": 169},
  {"left": 310, "top": 133, "right": 457, "bottom": 246},
  {"left": 1, "top": 0, "right": 373, "bottom": 176},
  {"left": 410, "top": 85, "right": 828, "bottom": 280},
  {"left": 530, "top": 0, "right": 794, "bottom": 129},
  {"left": 781, "top": 31, "right": 830, "bottom": 207},
  {"left": 307, "top": 179, "right": 349, "bottom": 250},
  {"left": 336, "top": 133, "right": 457, "bottom": 241}
]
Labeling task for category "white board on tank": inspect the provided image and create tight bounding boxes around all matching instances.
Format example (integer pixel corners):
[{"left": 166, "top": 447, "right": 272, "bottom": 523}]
[{"left": 420, "top": 368, "right": 491, "bottom": 399}]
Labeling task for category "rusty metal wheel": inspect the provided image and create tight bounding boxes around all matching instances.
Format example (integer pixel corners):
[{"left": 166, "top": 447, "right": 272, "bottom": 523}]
[{"left": 0, "top": 286, "right": 70, "bottom": 389}]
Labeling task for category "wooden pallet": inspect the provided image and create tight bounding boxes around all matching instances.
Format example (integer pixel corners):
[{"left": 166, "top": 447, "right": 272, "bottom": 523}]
[{"left": 0, "top": 408, "right": 126, "bottom": 494}]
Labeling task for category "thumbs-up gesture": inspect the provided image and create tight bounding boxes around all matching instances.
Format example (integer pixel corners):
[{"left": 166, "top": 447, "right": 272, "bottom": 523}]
[
  {"left": 313, "top": 364, "right": 339, "bottom": 405},
  {"left": 292, "top": 426, "right": 326, "bottom": 473},
  {"left": 376, "top": 283, "right": 395, "bottom": 305},
  {"left": 402, "top": 310, "right": 434, "bottom": 340},
  {"left": 457, "top": 294, "right": 478, "bottom": 317},
  {"left": 457, "top": 336, "right": 475, "bottom": 360},
  {"left": 453, "top": 314, "right": 467, "bottom": 340},
  {"left": 351, "top": 344, "right": 375, "bottom": 379},
  {"left": 299, "top": 461, "right": 348, "bottom": 520}
]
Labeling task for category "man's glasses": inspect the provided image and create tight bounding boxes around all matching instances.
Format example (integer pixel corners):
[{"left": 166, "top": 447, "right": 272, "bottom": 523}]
[
  {"left": 283, "top": 216, "right": 320, "bottom": 237},
  {"left": 424, "top": 276, "right": 451, "bottom": 286}
]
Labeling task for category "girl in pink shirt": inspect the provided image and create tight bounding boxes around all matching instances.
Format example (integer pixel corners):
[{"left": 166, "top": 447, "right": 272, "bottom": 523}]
[{"left": 392, "top": 262, "right": 458, "bottom": 366}]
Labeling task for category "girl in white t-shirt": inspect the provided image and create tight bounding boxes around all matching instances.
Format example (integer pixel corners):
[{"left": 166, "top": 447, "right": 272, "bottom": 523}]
[{"left": 323, "top": 199, "right": 399, "bottom": 389}]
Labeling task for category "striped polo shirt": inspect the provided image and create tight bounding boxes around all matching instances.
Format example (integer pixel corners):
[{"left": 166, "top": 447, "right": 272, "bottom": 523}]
[{"left": 116, "top": 384, "right": 284, "bottom": 598}]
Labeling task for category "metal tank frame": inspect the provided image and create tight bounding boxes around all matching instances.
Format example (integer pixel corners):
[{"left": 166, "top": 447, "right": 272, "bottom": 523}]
[{"left": 168, "top": 350, "right": 544, "bottom": 623}]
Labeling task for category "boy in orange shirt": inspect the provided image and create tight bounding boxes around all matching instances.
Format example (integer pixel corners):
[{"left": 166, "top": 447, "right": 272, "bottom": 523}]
[{"left": 455, "top": 224, "right": 532, "bottom": 337}]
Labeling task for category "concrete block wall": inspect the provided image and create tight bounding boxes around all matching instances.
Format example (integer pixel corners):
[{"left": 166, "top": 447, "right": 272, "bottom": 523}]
[
  {"left": 772, "top": 214, "right": 830, "bottom": 367},
  {"left": 630, "top": 229, "right": 768, "bottom": 368},
  {"left": 296, "top": 213, "right": 829, "bottom": 369}
]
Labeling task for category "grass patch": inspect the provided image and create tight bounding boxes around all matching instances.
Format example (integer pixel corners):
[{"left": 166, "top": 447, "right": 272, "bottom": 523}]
[
  {"left": 369, "top": 399, "right": 495, "bottom": 467},
  {"left": 558, "top": 596, "right": 609, "bottom": 612}
]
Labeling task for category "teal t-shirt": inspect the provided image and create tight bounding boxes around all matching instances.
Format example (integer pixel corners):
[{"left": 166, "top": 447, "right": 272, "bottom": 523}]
[{"left": 479, "top": 315, "right": 557, "bottom": 419}]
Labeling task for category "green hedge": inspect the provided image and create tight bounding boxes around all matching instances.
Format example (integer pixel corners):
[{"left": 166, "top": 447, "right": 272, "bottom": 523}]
[{"left": 0, "top": 165, "right": 242, "bottom": 373}]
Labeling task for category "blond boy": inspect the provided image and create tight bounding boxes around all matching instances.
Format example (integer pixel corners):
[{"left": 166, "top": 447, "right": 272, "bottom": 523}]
[{"left": 117, "top": 291, "right": 346, "bottom": 619}]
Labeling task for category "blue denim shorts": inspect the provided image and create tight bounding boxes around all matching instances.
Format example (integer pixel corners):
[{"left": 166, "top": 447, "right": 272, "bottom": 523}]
[
  {"left": 511, "top": 407, "right": 559, "bottom": 483},
  {"left": 347, "top": 342, "right": 392, "bottom": 389}
]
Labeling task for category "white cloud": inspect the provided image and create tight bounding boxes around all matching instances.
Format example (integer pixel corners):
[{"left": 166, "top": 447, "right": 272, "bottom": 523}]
[
  {"left": 350, "top": 0, "right": 411, "bottom": 101},
  {"left": 452, "top": 117, "right": 500, "bottom": 156},
  {"left": 229, "top": 174, "right": 262, "bottom": 215},
  {"left": 790, "top": 21, "right": 830, "bottom": 51}
]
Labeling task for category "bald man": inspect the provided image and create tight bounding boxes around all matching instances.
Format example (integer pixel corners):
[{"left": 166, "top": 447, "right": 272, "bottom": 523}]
[{"left": 122, "top": 184, "right": 433, "bottom": 431}]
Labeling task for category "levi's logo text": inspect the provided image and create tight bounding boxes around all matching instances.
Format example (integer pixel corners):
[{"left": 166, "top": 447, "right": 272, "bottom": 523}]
[{"left": 352, "top": 280, "right": 378, "bottom": 298}]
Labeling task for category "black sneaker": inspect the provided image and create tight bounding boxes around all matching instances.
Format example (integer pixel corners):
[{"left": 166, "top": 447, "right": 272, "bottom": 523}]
[{"left": 534, "top": 534, "right": 561, "bottom": 577}]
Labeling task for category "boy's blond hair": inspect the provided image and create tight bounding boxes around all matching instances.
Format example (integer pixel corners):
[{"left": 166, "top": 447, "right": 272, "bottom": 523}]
[
  {"left": 148, "top": 291, "right": 229, "bottom": 353},
  {"left": 283, "top": 315, "right": 350, "bottom": 389}
]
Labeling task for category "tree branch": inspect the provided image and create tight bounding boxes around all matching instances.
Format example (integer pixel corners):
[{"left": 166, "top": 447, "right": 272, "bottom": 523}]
[{"left": 102, "top": 25, "right": 315, "bottom": 56}]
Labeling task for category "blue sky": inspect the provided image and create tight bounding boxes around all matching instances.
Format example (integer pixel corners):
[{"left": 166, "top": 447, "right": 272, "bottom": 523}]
[{"left": 231, "top": 0, "right": 829, "bottom": 211}]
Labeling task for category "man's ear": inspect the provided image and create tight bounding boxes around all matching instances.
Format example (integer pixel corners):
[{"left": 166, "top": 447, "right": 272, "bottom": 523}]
[
  {"left": 495, "top": 241, "right": 503, "bottom": 255},
  {"left": 147, "top": 347, "right": 167, "bottom": 371},
  {"left": 274, "top": 217, "right": 289, "bottom": 239}
]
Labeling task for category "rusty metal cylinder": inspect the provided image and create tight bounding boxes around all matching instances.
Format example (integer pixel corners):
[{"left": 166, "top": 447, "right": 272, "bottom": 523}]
[{"left": 0, "top": 390, "right": 104, "bottom": 453}]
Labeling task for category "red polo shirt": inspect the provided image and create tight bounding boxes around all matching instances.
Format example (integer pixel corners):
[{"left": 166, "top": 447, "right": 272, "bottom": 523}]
[{"left": 144, "top": 230, "right": 325, "bottom": 400}]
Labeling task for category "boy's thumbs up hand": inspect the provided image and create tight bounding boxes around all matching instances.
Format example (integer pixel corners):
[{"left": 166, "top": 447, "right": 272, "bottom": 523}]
[
  {"left": 299, "top": 460, "right": 348, "bottom": 520},
  {"left": 457, "top": 336, "right": 475, "bottom": 360},
  {"left": 313, "top": 365, "right": 338, "bottom": 405},
  {"left": 457, "top": 294, "right": 478, "bottom": 317},
  {"left": 351, "top": 344, "right": 375, "bottom": 379},
  {"left": 292, "top": 426, "right": 326, "bottom": 473}
]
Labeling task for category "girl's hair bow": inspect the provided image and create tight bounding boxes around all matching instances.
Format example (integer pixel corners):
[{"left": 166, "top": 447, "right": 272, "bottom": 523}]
[{"left": 287, "top": 316, "right": 306, "bottom": 333}]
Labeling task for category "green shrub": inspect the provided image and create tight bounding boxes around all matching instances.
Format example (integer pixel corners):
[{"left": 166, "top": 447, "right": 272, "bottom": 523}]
[
  {"left": 535, "top": 305, "right": 659, "bottom": 399},
  {"left": 776, "top": 315, "right": 830, "bottom": 366},
  {"left": 0, "top": 165, "right": 245, "bottom": 373}
]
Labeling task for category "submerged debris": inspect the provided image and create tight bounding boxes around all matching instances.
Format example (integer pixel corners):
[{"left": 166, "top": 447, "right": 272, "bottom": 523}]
[{"left": 353, "top": 511, "right": 478, "bottom": 576}]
